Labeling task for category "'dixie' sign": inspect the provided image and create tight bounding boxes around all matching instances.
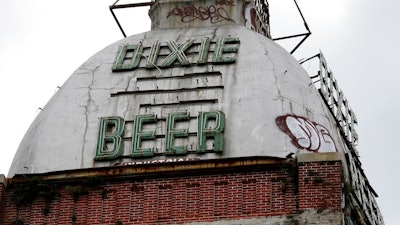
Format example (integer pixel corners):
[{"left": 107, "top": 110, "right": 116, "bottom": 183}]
[
  {"left": 95, "top": 111, "right": 225, "bottom": 161},
  {"left": 111, "top": 36, "right": 239, "bottom": 71},
  {"left": 94, "top": 36, "right": 238, "bottom": 161}
]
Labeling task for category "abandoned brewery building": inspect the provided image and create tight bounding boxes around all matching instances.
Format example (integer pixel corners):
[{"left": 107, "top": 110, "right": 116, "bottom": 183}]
[{"left": 0, "top": 0, "right": 384, "bottom": 224}]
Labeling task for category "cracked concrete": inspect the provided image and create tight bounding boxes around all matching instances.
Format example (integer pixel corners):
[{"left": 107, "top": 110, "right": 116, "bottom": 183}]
[
  {"left": 265, "top": 47, "right": 285, "bottom": 115},
  {"left": 80, "top": 65, "right": 100, "bottom": 168},
  {"left": 8, "top": 25, "right": 347, "bottom": 177}
]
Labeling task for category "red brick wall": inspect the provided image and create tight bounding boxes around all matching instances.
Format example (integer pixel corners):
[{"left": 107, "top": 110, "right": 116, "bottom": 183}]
[
  {"left": 0, "top": 180, "right": 4, "bottom": 223},
  {"left": 298, "top": 161, "right": 342, "bottom": 211},
  {"left": 0, "top": 159, "right": 343, "bottom": 225}
]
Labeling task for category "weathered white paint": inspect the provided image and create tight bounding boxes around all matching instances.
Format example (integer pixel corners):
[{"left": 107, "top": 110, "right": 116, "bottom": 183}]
[
  {"left": 8, "top": 0, "right": 344, "bottom": 176},
  {"left": 8, "top": 24, "right": 344, "bottom": 177}
]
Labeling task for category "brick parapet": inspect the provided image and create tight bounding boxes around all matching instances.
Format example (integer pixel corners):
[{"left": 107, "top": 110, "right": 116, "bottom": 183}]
[
  {"left": 297, "top": 153, "right": 343, "bottom": 212},
  {"left": 0, "top": 175, "right": 4, "bottom": 222},
  {"left": 0, "top": 157, "right": 344, "bottom": 224},
  {"left": 0, "top": 174, "right": 7, "bottom": 224}
]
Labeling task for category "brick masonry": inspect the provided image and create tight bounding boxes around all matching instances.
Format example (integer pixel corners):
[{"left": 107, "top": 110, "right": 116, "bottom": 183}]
[{"left": 0, "top": 157, "right": 343, "bottom": 225}]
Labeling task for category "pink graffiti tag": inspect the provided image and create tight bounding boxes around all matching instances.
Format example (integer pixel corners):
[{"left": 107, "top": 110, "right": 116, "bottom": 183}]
[
  {"left": 167, "top": 5, "right": 235, "bottom": 24},
  {"left": 276, "top": 115, "right": 337, "bottom": 152}
]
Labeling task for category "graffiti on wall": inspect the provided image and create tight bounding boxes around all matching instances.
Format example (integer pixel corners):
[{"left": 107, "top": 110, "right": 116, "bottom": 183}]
[
  {"left": 276, "top": 115, "right": 336, "bottom": 152},
  {"left": 215, "top": 0, "right": 235, "bottom": 6},
  {"left": 244, "top": 2, "right": 270, "bottom": 37},
  {"left": 167, "top": 4, "right": 235, "bottom": 24}
]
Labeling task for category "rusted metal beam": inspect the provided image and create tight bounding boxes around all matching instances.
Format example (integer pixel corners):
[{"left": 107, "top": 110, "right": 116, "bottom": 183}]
[
  {"left": 272, "top": 32, "right": 310, "bottom": 41},
  {"left": 272, "top": 0, "right": 311, "bottom": 54},
  {"left": 272, "top": 32, "right": 311, "bottom": 54},
  {"left": 109, "top": 6, "right": 127, "bottom": 37},
  {"left": 109, "top": 1, "right": 155, "bottom": 38},
  {"left": 110, "top": 2, "right": 154, "bottom": 9},
  {"left": 293, "top": 0, "right": 310, "bottom": 32},
  {"left": 290, "top": 32, "right": 311, "bottom": 54},
  {"left": 299, "top": 53, "right": 320, "bottom": 64}
]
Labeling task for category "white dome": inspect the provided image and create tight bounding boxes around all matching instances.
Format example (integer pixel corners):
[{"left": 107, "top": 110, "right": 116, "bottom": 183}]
[{"left": 8, "top": 25, "right": 343, "bottom": 177}]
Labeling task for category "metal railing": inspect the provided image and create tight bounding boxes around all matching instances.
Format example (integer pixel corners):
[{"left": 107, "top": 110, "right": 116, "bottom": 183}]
[{"left": 301, "top": 52, "right": 384, "bottom": 225}]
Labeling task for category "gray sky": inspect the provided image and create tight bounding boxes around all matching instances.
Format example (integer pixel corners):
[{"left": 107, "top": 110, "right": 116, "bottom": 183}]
[{"left": 1, "top": 0, "right": 398, "bottom": 223}]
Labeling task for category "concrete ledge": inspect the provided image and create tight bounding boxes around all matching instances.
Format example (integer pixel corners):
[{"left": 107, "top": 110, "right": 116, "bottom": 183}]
[
  {"left": 0, "top": 174, "right": 6, "bottom": 186},
  {"left": 11, "top": 156, "right": 291, "bottom": 182},
  {"left": 181, "top": 209, "right": 342, "bottom": 225},
  {"left": 297, "top": 152, "right": 342, "bottom": 163}
]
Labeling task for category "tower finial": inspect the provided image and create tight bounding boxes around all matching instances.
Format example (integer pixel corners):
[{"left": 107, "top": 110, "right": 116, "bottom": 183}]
[{"left": 149, "top": 0, "right": 271, "bottom": 38}]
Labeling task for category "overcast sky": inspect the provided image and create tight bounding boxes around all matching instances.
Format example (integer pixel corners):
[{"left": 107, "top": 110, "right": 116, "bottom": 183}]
[{"left": 1, "top": 0, "right": 399, "bottom": 223}]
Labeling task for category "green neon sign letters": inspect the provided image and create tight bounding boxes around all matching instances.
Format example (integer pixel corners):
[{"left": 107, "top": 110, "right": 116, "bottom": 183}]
[
  {"left": 132, "top": 114, "right": 157, "bottom": 158},
  {"left": 95, "top": 111, "right": 225, "bottom": 160},
  {"left": 111, "top": 37, "right": 239, "bottom": 71},
  {"left": 95, "top": 117, "right": 125, "bottom": 160},
  {"left": 165, "top": 112, "right": 190, "bottom": 155},
  {"left": 197, "top": 111, "right": 225, "bottom": 152}
]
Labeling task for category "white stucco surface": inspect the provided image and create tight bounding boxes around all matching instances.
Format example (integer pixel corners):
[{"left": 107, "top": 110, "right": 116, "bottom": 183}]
[{"left": 8, "top": 25, "right": 343, "bottom": 177}]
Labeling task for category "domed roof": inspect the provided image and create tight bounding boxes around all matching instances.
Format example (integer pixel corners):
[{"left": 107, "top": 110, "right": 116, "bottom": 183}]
[{"left": 8, "top": 9, "right": 343, "bottom": 177}]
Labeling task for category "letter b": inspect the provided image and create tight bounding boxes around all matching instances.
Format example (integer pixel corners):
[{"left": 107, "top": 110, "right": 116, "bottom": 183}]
[{"left": 95, "top": 117, "right": 125, "bottom": 160}]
